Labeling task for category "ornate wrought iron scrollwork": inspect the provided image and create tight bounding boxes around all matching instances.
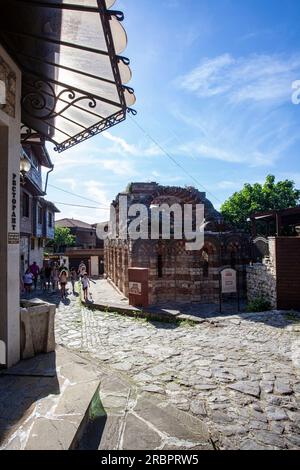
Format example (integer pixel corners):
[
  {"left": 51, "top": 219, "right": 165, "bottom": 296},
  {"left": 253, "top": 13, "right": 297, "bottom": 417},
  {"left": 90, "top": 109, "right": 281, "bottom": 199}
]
[
  {"left": 123, "top": 85, "right": 135, "bottom": 95},
  {"left": 54, "top": 109, "right": 126, "bottom": 153},
  {"left": 21, "top": 124, "right": 43, "bottom": 143},
  {"left": 107, "top": 10, "right": 125, "bottom": 22},
  {"left": 127, "top": 108, "right": 137, "bottom": 116},
  {"left": 22, "top": 78, "right": 98, "bottom": 121},
  {"left": 118, "top": 56, "right": 130, "bottom": 66}
]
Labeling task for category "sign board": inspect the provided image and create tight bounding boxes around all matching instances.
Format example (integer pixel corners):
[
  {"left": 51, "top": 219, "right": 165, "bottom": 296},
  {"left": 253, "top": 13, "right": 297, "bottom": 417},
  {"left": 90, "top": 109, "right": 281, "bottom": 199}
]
[
  {"left": 8, "top": 232, "right": 20, "bottom": 245},
  {"left": 128, "top": 282, "right": 142, "bottom": 296},
  {"left": 221, "top": 268, "right": 237, "bottom": 294}
]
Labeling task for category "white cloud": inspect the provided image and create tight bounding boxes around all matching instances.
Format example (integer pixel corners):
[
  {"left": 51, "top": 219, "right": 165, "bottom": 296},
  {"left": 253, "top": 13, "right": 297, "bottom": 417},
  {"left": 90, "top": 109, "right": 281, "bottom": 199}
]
[
  {"left": 102, "top": 131, "right": 163, "bottom": 158},
  {"left": 56, "top": 178, "right": 77, "bottom": 191},
  {"left": 177, "top": 53, "right": 300, "bottom": 104},
  {"left": 101, "top": 159, "right": 138, "bottom": 176}
]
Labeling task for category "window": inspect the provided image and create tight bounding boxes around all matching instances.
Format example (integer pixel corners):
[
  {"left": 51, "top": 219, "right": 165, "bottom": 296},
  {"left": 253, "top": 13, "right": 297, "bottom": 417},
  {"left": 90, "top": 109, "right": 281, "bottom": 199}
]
[
  {"left": 157, "top": 254, "right": 163, "bottom": 278},
  {"left": 202, "top": 250, "right": 209, "bottom": 278},
  {"left": 22, "top": 193, "right": 30, "bottom": 218},
  {"left": 38, "top": 206, "right": 43, "bottom": 225},
  {"left": 48, "top": 212, "right": 53, "bottom": 228},
  {"left": 230, "top": 252, "right": 236, "bottom": 269},
  {"left": 31, "top": 238, "right": 35, "bottom": 250}
]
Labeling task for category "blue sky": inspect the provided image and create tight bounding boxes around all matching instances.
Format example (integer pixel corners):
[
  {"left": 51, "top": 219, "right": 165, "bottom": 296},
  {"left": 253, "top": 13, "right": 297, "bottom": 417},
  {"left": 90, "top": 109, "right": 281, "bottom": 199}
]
[{"left": 46, "top": 0, "right": 300, "bottom": 224}]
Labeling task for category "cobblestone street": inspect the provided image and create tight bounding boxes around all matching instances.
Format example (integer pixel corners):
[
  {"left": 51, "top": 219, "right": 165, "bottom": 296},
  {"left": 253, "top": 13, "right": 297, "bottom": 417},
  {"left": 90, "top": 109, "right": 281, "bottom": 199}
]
[{"left": 52, "top": 286, "right": 300, "bottom": 450}]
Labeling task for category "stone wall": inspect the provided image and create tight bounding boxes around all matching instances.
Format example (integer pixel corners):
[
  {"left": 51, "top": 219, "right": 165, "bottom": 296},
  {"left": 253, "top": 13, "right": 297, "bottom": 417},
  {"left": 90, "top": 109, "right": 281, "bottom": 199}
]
[
  {"left": 246, "top": 238, "right": 277, "bottom": 308},
  {"left": 105, "top": 183, "right": 251, "bottom": 306}
]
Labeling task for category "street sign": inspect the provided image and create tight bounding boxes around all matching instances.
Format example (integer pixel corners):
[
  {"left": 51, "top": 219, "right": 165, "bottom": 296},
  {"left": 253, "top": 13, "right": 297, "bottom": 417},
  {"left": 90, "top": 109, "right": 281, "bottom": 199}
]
[
  {"left": 221, "top": 268, "right": 237, "bottom": 294},
  {"left": 219, "top": 268, "right": 240, "bottom": 313},
  {"left": 129, "top": 282, "right": 142, "bottom": 296}
]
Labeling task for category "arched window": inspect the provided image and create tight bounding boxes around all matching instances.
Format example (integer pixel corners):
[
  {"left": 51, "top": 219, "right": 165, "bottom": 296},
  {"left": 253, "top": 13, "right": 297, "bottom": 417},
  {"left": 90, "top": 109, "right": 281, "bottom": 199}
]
[
  {"left": 157, "top": 254, "right": 163, "bottom": 278},
  {"left": 230, "top": 251, "right": 236, "bottom": 269},
  {"left": 202, "top": 250, "right": 209, "bottom": 278}
]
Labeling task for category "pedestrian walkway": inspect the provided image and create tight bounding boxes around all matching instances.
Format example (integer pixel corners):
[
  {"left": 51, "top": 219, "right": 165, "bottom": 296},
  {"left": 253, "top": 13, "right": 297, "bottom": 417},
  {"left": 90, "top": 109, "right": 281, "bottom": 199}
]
[
  {"left": 87, "top": 278, "right": 246, "bottom": 324},
  {"left": 0, "top": 345, "right": 212, "bottom": 450}
]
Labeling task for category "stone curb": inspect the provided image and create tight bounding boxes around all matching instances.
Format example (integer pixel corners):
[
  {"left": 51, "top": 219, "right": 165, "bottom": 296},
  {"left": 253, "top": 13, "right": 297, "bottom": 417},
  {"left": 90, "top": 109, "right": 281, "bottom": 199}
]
[{"left": 80, "top": 294, "right": 206, "bottom": 325}]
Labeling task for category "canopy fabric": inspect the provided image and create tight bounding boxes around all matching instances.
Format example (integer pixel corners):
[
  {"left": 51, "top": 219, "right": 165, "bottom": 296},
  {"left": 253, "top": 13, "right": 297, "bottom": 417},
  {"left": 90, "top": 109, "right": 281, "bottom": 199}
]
[{"left": 0, "top": 0, "right": 136, "bottom": 152}]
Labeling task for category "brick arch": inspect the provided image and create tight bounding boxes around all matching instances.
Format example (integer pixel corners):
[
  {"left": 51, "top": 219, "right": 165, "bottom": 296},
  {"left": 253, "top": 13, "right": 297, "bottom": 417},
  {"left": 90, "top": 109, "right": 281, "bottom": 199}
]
[
  {"left": 226, "top": 238, "right": 241, "bottom": 253},
  {"left": 150, "top": 186, "right": 205, "bottom": 208},
  {"left": 202, "top": 241, "right": 218, "bottom": 255}
]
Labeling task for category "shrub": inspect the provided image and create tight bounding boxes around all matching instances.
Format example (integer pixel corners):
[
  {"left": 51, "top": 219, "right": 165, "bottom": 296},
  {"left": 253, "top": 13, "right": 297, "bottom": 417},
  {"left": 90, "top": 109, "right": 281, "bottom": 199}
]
[{"left": 246, "top": 297, "right": 272, "bottom": 313}]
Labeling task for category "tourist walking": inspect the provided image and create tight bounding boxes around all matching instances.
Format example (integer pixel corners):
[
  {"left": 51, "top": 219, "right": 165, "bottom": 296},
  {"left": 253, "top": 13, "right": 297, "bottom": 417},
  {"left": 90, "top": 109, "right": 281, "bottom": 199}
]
[
  {"left": 59, "top": 268, "right": 68, "bottom": 299},
  {"left": 44, "top": 263, "right": 52, "bottom": 291},
  {"left": 30, "top": 261, "right": 40, "bottom": 290},
  {"left": 78, "top": 261, "right": 87, "bottom": 279},
  {"left": 51, "top": 263, "right": 60, "bottom": 292},
  {"left": 39, "top": 265, "right": 46, "bottom": 291},
  {"left": 81, "top": 273, "right": 90, "bottom": 302},
  {"left": 23, "top": 268, "right": 34, "bottom": 295},
  {"left": 70, "top": 268, "right": 78, "bottom": 294}
]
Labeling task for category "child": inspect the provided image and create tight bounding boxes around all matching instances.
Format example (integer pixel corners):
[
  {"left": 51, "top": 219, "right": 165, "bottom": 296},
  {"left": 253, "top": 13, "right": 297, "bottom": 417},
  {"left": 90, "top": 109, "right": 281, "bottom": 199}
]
[
  {"left": 81, "top": 272, "right": 90, "bottom": 302},
  {"left": 59, "top": 269, "right": 68, "bottom": 300},
  {"left": 23, "top": 268, "right": 33, "bottom": 295}
]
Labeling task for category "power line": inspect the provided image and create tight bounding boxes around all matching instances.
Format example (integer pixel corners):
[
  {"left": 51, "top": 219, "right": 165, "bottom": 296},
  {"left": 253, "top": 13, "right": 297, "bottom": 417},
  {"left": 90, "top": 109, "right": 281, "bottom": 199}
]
[
  {"left": 129, "top": 115, "right": 222, "bottom": 204},
  {"left": 53, "top": 201, "right": 110, "bottom": 210},
  {"left": 48, "top": 183, "right": 109, "bottom": 207}
]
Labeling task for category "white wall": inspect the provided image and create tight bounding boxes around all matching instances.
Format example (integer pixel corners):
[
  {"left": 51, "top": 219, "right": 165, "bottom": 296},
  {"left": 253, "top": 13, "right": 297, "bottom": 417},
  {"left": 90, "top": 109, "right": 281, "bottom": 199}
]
[
  {"left": 0, "top": 45, "right": 22, "bottom": 367},
  {"left": 90, "top": 256, "right": 99, "bottom": 276}
]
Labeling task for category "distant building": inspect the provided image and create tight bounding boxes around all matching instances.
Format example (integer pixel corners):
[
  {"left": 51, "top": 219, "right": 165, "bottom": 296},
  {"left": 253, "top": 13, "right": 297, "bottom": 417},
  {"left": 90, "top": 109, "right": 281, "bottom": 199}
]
[
  {"left": 55, "top": 218, "right": 105, "bottom": 276},
  {"left": 20, "top": 144, "right": 59, "bottom": 273}
]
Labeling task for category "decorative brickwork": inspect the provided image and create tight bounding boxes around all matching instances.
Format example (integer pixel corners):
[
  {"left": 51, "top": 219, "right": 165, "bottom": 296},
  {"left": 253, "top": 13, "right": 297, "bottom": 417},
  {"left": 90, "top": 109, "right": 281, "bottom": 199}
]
[{"left": 105, "top": 183, "right": 250, "bottom": 305}]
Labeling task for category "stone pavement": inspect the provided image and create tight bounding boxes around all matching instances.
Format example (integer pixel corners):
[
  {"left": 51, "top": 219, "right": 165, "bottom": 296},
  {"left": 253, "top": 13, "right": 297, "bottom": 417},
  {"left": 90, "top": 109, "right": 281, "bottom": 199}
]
[
  {"left": 88, "top": 279, "right": 245, "bottom": 324},
  {"left": 4, "top": 284, "right": 300, "bottom": 450},
  {"left": 0, "top": 344, "right": 211, "bottom": 450},
  {"left": 52, "top": 283, "right": 300, "bottom": 450}
]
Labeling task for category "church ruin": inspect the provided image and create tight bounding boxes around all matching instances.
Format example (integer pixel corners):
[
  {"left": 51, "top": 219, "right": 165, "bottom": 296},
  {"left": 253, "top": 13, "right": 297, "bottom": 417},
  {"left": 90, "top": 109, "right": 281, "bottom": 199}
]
[{"left": 104, "top": 183, "right": 250, "bottom": 305}]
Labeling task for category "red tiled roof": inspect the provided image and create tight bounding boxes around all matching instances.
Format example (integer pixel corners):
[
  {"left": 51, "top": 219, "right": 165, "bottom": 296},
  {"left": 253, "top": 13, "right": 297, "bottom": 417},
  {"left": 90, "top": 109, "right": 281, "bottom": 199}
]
[{"left": 55, "top": 218, "right": 94, "bottom": 230}]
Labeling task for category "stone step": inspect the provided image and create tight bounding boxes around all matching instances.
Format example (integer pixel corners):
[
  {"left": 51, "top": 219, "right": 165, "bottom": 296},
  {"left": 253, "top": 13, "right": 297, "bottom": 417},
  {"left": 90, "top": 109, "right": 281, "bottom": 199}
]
[{"left": 0, "top": 347, "right": 102, "bottom": 450}]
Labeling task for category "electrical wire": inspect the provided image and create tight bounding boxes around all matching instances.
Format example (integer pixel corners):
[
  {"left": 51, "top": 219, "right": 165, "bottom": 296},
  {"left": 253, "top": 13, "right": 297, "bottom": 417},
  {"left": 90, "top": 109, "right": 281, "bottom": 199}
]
[
  {"left": 48, "top": 183, "right": 109, "bottom": 207},
  {"left": 129, "top": 115, "right": 223, "bottom": 204},
  {"left": 52, "top": 201, "right": 110, "bottom": 210}
]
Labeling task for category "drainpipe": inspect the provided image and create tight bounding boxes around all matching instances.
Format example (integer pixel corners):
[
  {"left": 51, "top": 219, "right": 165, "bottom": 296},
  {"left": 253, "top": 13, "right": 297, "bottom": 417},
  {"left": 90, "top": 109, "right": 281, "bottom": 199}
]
[{"left": 44, "top": 164, "right": 54, "bottom": 194}]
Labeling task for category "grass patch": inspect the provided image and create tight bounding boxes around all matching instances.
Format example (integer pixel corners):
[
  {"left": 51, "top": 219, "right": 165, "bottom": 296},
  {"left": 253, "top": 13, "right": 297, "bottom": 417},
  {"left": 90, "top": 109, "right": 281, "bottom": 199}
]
[
  {"left": 245, "top": 297, "right": 272, "bottom": 313},
  {"left": 179, "top": 319, "right": 196, "bottom": 328},
  {"left": 284, "top": 311, "right": 300, "bottom": 323}
]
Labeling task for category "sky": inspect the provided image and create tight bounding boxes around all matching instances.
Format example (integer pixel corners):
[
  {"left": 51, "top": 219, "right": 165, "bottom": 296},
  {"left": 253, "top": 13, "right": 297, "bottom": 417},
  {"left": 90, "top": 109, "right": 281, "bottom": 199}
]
[{"left": 46, "top": 0, "right": 300, "bottom": 224}]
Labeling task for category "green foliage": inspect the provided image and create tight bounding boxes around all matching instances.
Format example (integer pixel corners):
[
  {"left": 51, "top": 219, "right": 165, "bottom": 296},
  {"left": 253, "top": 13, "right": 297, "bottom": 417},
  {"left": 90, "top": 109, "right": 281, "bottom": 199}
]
[
  {"left": 126, "top": 182, "right": 133, "bottom": 193},
  {"left": 221, "top": 175, "right": 300, "bottom": 231},
  {"left": 53, "top": 226, "right": 76, "bottom": 252},
  {"left": 246, "top": 297, "right": 272, "bottom": 313}
]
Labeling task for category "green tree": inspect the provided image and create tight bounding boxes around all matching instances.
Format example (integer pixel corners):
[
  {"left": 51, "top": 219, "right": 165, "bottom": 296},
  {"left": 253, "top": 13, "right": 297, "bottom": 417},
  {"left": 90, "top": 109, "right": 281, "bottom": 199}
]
[
  {"left": 221, "top": 175, "right": 300, "bottom": 231},
  {"left": 52, "top": 226, "right": 76, "bottom": 253}
]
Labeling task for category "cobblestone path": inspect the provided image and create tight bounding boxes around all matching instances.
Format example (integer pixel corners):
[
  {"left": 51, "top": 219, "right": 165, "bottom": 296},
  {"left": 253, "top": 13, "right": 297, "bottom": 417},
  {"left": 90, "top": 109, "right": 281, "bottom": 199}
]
[{"left": 51, "top": 288, "right": 300, "bottom": 450}]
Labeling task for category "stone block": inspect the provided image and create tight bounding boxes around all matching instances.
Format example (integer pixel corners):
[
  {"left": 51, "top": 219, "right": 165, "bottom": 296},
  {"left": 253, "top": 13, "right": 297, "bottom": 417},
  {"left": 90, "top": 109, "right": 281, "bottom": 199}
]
[{"left": 20, "top": 301, "right": 56, "bottom": 360}]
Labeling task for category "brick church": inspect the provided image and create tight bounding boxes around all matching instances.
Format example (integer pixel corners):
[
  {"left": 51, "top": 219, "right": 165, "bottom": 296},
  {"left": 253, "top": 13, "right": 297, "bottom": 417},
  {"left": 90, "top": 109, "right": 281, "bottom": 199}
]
[{"left": 104, "top": 183, "right": 250, "bottom": 305}]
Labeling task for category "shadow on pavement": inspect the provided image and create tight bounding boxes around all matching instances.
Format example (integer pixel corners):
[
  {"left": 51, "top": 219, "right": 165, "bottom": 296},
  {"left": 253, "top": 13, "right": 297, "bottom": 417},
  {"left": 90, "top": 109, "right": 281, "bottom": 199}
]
[{"left": 0, "top": 352, "right": 60, "bottom": 446}]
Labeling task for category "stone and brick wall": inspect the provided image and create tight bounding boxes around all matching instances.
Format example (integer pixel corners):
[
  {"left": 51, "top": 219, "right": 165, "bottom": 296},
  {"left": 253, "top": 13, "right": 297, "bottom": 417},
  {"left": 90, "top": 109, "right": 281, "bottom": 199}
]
[
  {"left": 105, "top": 183, "right": 250, "bottom": 306},
  {"left": 247, "top": 237, "right": 300, "bottom": 311},
  {"left": 246, "top": 238, "right": 277, "bottom": 308}
]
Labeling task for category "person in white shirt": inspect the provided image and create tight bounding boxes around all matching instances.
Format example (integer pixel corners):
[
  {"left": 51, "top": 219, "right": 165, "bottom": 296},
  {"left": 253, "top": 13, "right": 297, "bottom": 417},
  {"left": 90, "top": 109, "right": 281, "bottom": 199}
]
[
  {"left": 81, "top": 273, "right": 90, "bottom": 302},
  {"left": 23, "top": 268, "right": 33, "bottom": 295}
]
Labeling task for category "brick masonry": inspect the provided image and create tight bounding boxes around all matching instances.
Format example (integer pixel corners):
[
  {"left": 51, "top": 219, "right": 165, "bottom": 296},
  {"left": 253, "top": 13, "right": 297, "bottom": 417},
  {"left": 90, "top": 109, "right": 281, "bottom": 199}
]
[{"left": 105, "top": 183, "right": 250, "bottom": 305}]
